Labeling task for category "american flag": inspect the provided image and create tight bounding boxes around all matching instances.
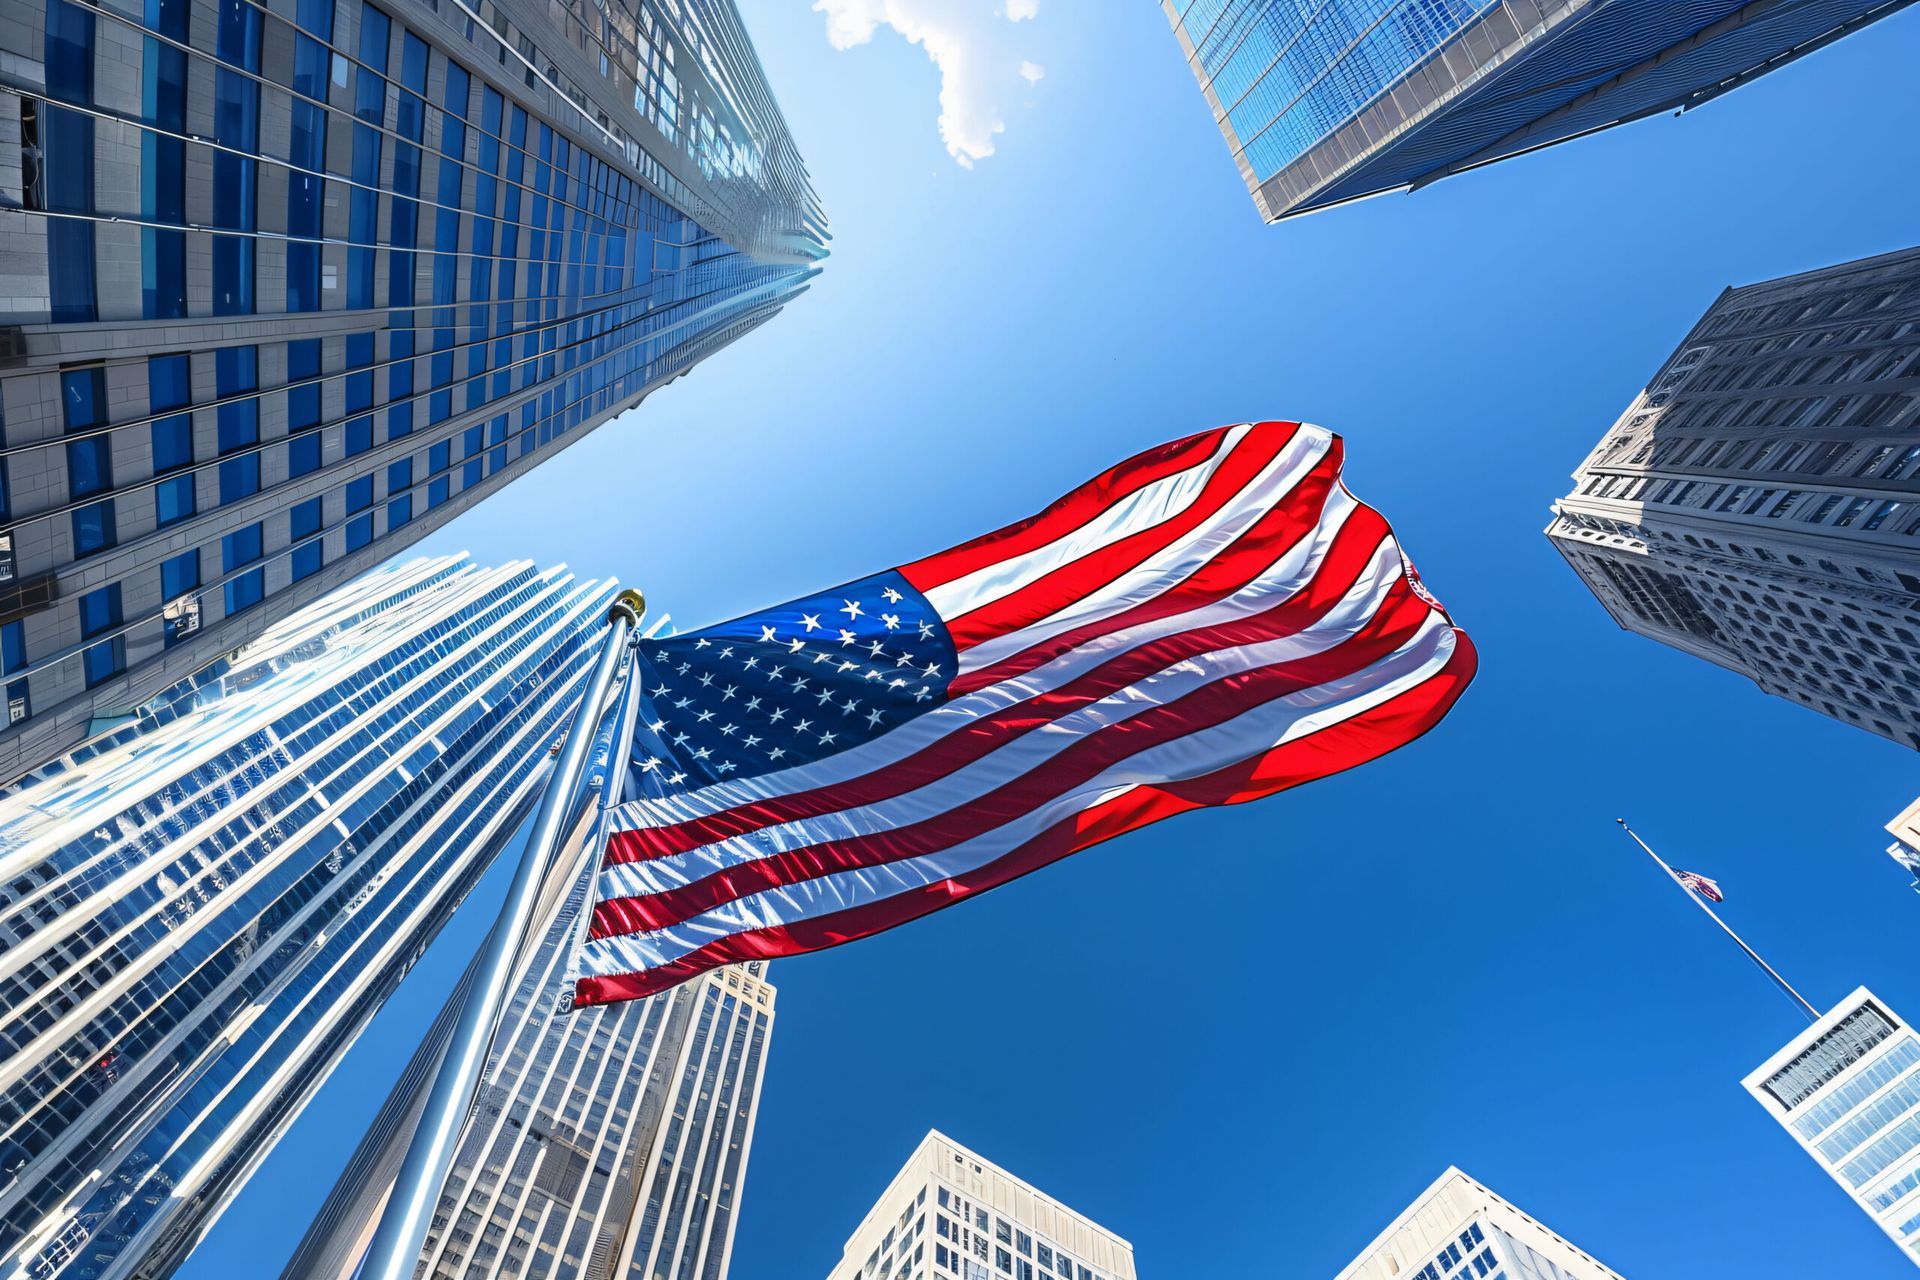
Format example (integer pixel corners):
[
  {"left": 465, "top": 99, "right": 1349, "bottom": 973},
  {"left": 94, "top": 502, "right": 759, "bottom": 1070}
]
[
  {"left": 570, "top": 422, "right": 1477, "bottom": 1006},
  {"left": 1672, "top": 868, "right": 1724, "bottom": 903}
]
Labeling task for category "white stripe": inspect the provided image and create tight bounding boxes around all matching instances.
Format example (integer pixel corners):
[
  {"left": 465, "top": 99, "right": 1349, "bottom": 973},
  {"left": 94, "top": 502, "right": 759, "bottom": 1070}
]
[
  {"left": 921, "top": 424, "right": 1254, "bottom": 619},
  {"left": 595, "top": 535, "right": 1409, "bottom": 904},
  {"left": 576, "top": 619, "right": 1460, "bottom": 977},
  {"left": 612, "top": 488, "right": 1365, "bottom": 833},
  {"left": 954, "top": 433, "right": 1337, "bottom": 675}
]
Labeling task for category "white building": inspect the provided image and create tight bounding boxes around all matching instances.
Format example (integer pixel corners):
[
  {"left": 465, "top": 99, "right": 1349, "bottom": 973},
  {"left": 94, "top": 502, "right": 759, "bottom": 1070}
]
[
  {"left": 824, "top": 1131, "right": 1135, "bottom": 1280},
  {"left": 1333, "top": 1167, "right": 1623, "bottom": 1280},
  {"left": 1885, "top": 797, "right": 1920, "bottom": 889},
  {"left": 1745, "top": 988, "right": 1920, "bottom": 1269},
  {"left": 1547, "top": 245, "right": 1920, "bottom": 749}
]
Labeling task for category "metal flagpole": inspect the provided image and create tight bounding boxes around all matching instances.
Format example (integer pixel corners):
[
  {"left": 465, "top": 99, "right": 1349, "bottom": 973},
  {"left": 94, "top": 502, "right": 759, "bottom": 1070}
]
[
  {"left": 358, "top": 588, "right": 646, "bottom": 1280},
  {"left": 1616, "top": 818, "right": 1819, "bottom": 1023}
]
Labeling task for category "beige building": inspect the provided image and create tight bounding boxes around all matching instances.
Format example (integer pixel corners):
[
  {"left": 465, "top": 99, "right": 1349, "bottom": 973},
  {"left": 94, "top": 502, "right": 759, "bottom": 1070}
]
[
  {"left": 1334, "top": 1168, "right": 1623, "bottom": 1280},
  {"left": 1886, "top": 796, "right": 1920, "bottom": 887},
  {"left": 824, "top": 1131, "right": 1135, "bottom": 1280}
]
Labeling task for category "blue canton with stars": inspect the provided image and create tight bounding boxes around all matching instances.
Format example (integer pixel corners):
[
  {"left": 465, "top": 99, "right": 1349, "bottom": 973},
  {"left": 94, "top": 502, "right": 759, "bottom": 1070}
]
[{"left": 627, "top": 571, "right": 959, "bottom": 798}]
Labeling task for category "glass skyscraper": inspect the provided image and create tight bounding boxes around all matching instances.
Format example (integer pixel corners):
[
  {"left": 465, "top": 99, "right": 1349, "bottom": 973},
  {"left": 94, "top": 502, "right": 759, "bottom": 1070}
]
[
  {"left": 0, "top": 553, "right": 615, "bottom": 1280},
  {"left": 1162, "top": 0, "right": 1916, "bottom": 221},
  {"left": 1549, "top": 245, "right": 1920, "bottom": 748},
  {"left": 0, "top": 0, "right": 824, "bottom": 780},
  {"left": 281, "top": 855, "right": 776, "bottom": 1280},
  {"left": 1745, "top": 988, "right": 1920, "bottom": 1269}
]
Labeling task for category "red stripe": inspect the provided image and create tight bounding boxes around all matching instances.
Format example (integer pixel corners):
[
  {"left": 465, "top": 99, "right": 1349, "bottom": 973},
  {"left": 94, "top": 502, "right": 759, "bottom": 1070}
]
[
  {"left": 940, "top": 425, "right": 1301, "bottom": 653},
  {"left": 898, "top": 428, "right": 1239, "bottom": 594},
  {"left": 571, "top": 631, "right": 1477, "bottom": 1007},
  {"left": 948, "top": 436, "right": 1344, "bottom": 698},
  {"left": 588, "top": 580, "right": 1436, "bottom": 941},
  {"left": 604, "top": 501, "right": 1393, "bottom": 868}
]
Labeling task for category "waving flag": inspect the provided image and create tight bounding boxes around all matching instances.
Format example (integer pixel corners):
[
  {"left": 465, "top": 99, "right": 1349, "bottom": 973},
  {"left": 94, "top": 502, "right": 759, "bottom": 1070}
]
[
  {"left": 571, "top": 422, "right": 1477, "bottom": 1006},
  {"left": 1672, "top": 868, "right": 1724, "bottom": 903}
]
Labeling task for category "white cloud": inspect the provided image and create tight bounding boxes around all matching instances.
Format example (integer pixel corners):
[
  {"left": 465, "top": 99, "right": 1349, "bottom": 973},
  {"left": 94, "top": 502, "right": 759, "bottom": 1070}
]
[
  {"left": 813, "top": 0, "right": 1041, "bottom": 169},
  {"left": 1018, "top": 60, "right": 1044, "bottom": 85}
]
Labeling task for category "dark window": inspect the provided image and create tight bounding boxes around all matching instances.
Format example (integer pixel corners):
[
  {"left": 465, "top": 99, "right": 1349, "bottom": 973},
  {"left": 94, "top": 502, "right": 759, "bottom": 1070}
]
[
  {"left": 216, "top": 346, "right": 259, "bottom": 502},
  {"left": 222, "top": 521, "right": 264, "bottom": 615},
  {"left": 160, "top": 549, "right": 199, "bottom": 646},
  {"left": 78, "top": 583, "right": 124, "bottom": 687},
  {"left": 290, "top": 497, "right": 323, "bottom": 580}
]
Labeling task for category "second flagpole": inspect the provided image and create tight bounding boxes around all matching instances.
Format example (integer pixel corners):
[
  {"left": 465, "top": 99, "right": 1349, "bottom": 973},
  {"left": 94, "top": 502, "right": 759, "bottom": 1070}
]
[{"left": 1617, "top": 818, "right": 1819, "bottom": 1023}]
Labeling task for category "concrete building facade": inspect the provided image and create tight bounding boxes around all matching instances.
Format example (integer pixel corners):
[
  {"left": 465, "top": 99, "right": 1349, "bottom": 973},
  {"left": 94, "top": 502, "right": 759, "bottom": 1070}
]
[
  {"left": 1333, "top": 1167, "right": 1623, "bottom": 1280},
  {"left": 823, "top": 1131, "right": 1135, "bottom": 1280},
  {"left": 1548, "top": 245, "right": 1920, "bottom": 748},
  {"left": 1745, "top": 987, "right": 1920, "bottom": 1269}
]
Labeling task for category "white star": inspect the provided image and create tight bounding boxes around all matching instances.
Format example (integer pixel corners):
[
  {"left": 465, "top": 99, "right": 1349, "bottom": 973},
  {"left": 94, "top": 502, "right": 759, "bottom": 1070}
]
[
  {"left": 676, "top": 662, "right": 692, "bottom": 675},
  {"left": 743, "top": 734, "right": 761, "bottom": 747},
  {"left": 667, "top": 771, "right": 687, "bottom": 784},
  {"left": 866, "top": 669, "right": 884, "bottom": 681},
  {"left": 895, "top": 652, "right": 914, "bottom": 667},
  {"left": 792, "top": 676, "right": 810, "bottom": 692},
  {"left": 673, "top": 696, "right": 693, "bottom": 710},
  {"left": 672, "top": 731, "right": 692, "bottom": 746},
  {"left": 816, "top": 688, "right": 835, "bottom": 705},
  {"left": 838, "top": 629, "right": 857, "bottom": 646},
  {"left": 721, "top": 684, "right": 738, "bottom": 700},
  {"left": 917, "top": 621, "right": 935, "bottom": 640},
  {"left": 696, "top": 709, "right": 716, "bottom": 723},
  {"left": 768, "top": 665, "right": 786, "bottom": 680},
  {"left": 719, "top": 646, "right": 734, "bottom": 659},
  {"left": 922, "top": 662, "right": 942, "bottom": 678},
  {"left": 693, "top": 745, "right": 712, "bottom": 760},
  {"left": 787, "top": 637, "right": 806, "bottom": 654},
  {"left": 889, "top": 677, "right": 907, "bottom": 690},
  {"left": 717, "top": 760, "right": 737, "bottom": 774},
  {"left": 841, "top": 697, "right": 859, "bottom": 714},
  {"left": 882, "top": 586, "right": 904, "bottom": 603},
  {"left": 743, "top": 656, "right": 760, "bottom": 670},
  {"left": 865, "top": 708, "right": 884, "bottom": 727},
  {"left": 913, "top": 687, "right": 932, "bottom": 702},
  {"left": 841, "top": 599, "right": 864, "bottom": 620},
  {"left": 641, "top": 756, "right": 661, "bottom": 772},
  {"left": 794, "top": 717, "right": 813, "bottom": 733},
  {"left": 654, "top": 648, "right": 672, "bottom": 662},
  {"left": 695, "top": 638, "right": 711, "bottom": 649},
  {"left": 745, "top": 696, "right": 763, "bottom": 712},
  {"left": 768, "top": 748, "right": 785, "bottom": 761},
  {"left": 838, "top": 659, "right": 859, "bottom": 674},
  {"left": 866, "top": 640, "right": 887, "bottom": 657},
  {"left": 813, "top": 651, "right": 832, "bottom": 664},
  {"left": 770, "top": 707, "right": 787, "bottom": 723},
  {"left": 650, "top": 681, "right": 672, "bottom": 696},
  {"left": 760, "top": 625, "right": 778, "bottom": 642},
  {"left": 800, "top": 613, "right": 822, "bottom": 631},
  {"left": 819, "top": 730, "right": 838, "bottom": 745},
  {"left": 698, "top": 672, "right": 715, "bottom": 687},
  {"left": 720, "top": 723, "right": 738, "bottom": 736},
  {"left": 882, "top": 613, "right": 900, "bottom": 631}
]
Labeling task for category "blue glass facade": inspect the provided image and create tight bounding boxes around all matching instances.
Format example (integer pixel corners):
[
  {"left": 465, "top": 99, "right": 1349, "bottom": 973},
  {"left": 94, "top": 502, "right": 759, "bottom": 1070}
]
[
  {"left": 0, "top": 555, "right": 614, "bottom": 1280},
  {"left": 0, "top": 0, "right": 824, "bottom": 782},
  {"left": 1165, "top": 0, "right": 1918, "bottom": 220}
]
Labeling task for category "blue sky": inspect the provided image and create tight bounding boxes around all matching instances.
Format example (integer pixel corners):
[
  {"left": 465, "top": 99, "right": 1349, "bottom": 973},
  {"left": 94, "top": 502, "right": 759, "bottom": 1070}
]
[{"left": 179, "top": 5, "right": 1920, "bottom": 1277}]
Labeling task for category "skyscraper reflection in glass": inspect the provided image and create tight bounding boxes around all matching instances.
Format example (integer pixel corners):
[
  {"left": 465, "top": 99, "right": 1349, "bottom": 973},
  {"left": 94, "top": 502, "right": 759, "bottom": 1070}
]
[
  {"left": 1163, "top": 0, "right": 1916, "bottom": 221},
  {"left": 0, "top": 554, "right": 614, "bottom": 1280}
]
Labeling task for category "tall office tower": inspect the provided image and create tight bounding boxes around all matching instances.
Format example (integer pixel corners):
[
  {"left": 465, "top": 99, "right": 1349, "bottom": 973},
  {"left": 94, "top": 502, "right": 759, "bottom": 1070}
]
[
  {"left": 1333, "top": 1167, "right": 1623, "bottom": 1280},
  {"left": 1162, "top": 0, "right": 1918, "bottom": 222},
  {"left": 0, "top": 0, "right": 824, "bottom": 781},
  {"left": 0, "top": 553, "right": 615, "bottom": 1280},
  {"left": 824, "top": 1131, "right": 1136, "bottom": 1280},
  {"left": 1745, "top": 988, "right": 1920, "bottom": 1269},
  {"left": 1547, "top": 246, "right": 1920, "bottom": 749},
  {"left": 280, "top": 856, "right": 776, "bottom": 1280}
]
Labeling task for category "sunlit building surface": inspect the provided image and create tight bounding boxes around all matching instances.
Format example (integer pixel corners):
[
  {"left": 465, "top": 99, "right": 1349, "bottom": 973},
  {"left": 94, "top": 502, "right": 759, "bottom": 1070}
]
[
  {"left": 0, "top": 554, "right": 613, "bottom": 1280},
  {"left": 1745, "top": 988, "right": 1920, "bottom": 1269},
  {"left": 1162, "top": 0, "right": 1918, "bottom": 221},
  {"left": 1333, "top": 1167, "right": 1623, "bottom": 1280},
  {"left": 281, "top": 837, "right": 776, "bottom": 1280},
  {"left": 0, "top": 0, "right": 824, "bottom": 780},
  {"left": 1548, "top": 246, "right": 1920, "bottom": 748},
  {"left": 824, "top": 1131, "right": 1136, "bottom": 1280}
]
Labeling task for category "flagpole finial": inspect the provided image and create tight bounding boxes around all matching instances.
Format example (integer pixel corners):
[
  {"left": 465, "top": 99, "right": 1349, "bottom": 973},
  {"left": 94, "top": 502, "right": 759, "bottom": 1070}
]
[{"left": 611, "top": 589, "right": 646, "bottom": 625}]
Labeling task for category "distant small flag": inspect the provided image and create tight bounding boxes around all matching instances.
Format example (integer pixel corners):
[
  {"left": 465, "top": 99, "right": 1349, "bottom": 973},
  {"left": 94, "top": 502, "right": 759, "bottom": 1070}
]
[{"left": 1672, "top": 868, "right": 1724, "bottom": 903}]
